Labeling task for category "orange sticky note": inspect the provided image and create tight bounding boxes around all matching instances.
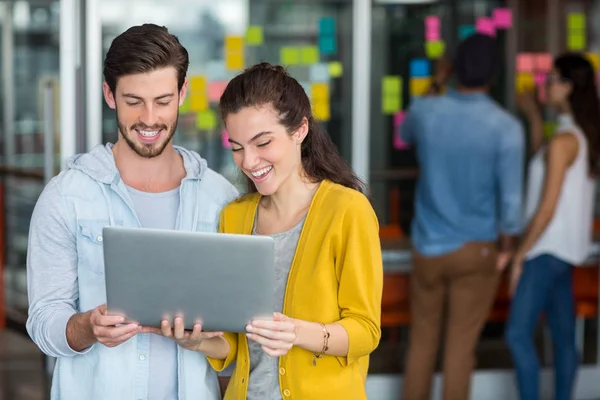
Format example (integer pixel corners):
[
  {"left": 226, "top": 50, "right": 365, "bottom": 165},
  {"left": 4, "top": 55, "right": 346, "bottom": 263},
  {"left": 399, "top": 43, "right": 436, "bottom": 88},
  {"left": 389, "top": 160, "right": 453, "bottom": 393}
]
[
  {"left": 225, "top": 36, "right": 244, "bottom": 53},
  {"left": 226, "top": 53, "right": 244, "bottom": 70},
  {"left": 516, "top": 72, "right": 535, "bottom": 93},
  {"left": 189, "top": 76, "right": 206, "bottom": 93},
  {"left": 313, "top": 102, "right": 330, "bottom": 121},
  {"left": 311, "top": 83, "right": 329, "bottom": 101},
  {"left": 189, "top": 94, "right": 208, "bottom": 111},
  {"left": 516, "top": 53, "right": 535, "bottom": 73},
  {"left": 535, "top": 53, "right": 553, "bottom": 72}
]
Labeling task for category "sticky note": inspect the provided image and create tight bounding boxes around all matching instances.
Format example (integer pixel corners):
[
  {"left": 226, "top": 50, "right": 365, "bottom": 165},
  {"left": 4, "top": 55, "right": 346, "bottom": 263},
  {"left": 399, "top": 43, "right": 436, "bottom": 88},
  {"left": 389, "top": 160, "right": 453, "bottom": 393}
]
[
  {"left": 329, "top": 61, "right": 343, "bottom": 77},
  {"left": 382, "top": 76, "right": 402, "bottom": 95},
  {"left": 318, "top": 36, "right": 337, "bottom": 55},
  {"left": 567, "top": 13, "right": 586, "bottom": 31},
  {"left": 226, "top": 53, "right": 244, "bottom": 70},
  {"left": 410, "top": 77, "right": 431, "bottom": 97},
  {"left": 221, "top": 130, "right": 231, "bottom": 149},
  {"left": 476, "top": 17, "right": 495, "bottom": 37},
  {"left": 516, "top": 53, "right": 535, "bottom": 72},
  {"left": 318, "top": 17, "right": 336, "bottom": 36},
  {"left": 189, "top": 94, "right": 208, "bottom": 111},
  {"left": 301, "top": 46, "right": 319, "bottom": 64},
  {"left": 493, "top": 8, "right": 513, "bottom": 29},
  {"left": 208, "top": 81, "right": 229, "bottom": 102},
  {"left": 543, "top": 122, "right": 556, "bottom": 139},
  {"left": 246, "top": 26, "right": 264, "bottom": 46},
  {"left": 313, "top": 102, "right": 330, "bottom": 121},
  {"left": 459, "top": 25, "right": 475, "bottom": 39},
  {"left": 425, "top": 40, "right": 446, "bottom": 59},
  {"left": 568, "top": 33, "right": 586, "bottom": 51},
  {"left": 515, "top": 72, "right": 534, "bottom": 93},
  {"left": 196, "top": 110, "right": 217, "bottom": 130},
  {"left": 311, "top": 83, "right": 329, "bottom": 101},
  {"left": 393, "top": 112, "right": 410, "bottom": 150},
  {"left": 309, "top": 63, "right": 330, "bottom": 82},
  {"left": 425, "top": 16, "right": 440, "bottom": 30},
  {"left": 410, "top": 59, "right": 430, "bottom": 77},
  {"left": 534, "top": 72, "right": 547, "bottom": 86},
  {"left": 382, "top": 96, "right": 401, "bottom": 114},
  {"left": 535, "top": 53, "right": 553, "bottom": 72},
  {"left": 224, "top": 36, "right": 244, "bottom": 53},
  {"left": 179, "top": 96, "right": 190, "bottom": 113},
  {"left": 280, "top": 47, "right": 300, "bottom": 66},
  {"left": 586, "top": 52, "right": 600, "bottom": 71},
  {"left": 426, "top": 30, "right": 440, "bottom": 41},
  {"left": 189, "top": 76, "right": 206, "bottom": 93}
]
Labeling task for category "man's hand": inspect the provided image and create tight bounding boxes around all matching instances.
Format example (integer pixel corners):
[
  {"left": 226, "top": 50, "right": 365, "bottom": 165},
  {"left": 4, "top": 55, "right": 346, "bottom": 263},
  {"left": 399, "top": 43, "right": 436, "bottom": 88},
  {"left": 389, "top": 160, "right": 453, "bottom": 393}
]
[
  {"left": 496, "top": 251, "right": 512, "bottom": 271},
  {"left": 90, "top": 304, "right": 140, "bottom": 348}
]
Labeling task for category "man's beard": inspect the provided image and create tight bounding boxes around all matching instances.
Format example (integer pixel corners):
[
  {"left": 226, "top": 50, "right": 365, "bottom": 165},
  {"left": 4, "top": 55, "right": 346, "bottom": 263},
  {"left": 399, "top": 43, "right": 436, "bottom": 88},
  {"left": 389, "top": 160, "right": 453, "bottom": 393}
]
[{"left": 116, "top": 108, "right": 179, "bottom": 159}]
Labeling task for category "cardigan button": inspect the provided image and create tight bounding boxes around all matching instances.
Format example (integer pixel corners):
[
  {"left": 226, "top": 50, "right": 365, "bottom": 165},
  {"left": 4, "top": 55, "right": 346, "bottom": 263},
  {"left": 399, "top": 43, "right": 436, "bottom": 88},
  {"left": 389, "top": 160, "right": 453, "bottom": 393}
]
[
  {"left": 283, "top": 389, "right": 291, "bottom": 396},
  {"left": 279, "top": 367, "right": 286, "bottom": 375}
]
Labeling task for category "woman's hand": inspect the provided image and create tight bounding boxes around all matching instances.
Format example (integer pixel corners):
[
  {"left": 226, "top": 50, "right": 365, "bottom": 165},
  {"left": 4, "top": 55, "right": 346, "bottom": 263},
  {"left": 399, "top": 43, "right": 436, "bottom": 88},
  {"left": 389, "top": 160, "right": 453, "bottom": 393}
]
[
  {"left": 509, "top": 254, "right": 524, "bottom": 297},
  {"left": 246, "top": 312, "right": 297, "bottom": 357},
  {"left": 141, "top": 317, "right": 223, "bottom": 352}
]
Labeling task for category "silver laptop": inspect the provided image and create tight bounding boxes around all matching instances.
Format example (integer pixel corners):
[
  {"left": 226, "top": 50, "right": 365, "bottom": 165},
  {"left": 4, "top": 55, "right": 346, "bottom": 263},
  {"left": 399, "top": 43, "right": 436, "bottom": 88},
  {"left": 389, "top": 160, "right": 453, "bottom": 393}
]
[{"left": 103, "top": 226, "right": 274, "bottom": 332}]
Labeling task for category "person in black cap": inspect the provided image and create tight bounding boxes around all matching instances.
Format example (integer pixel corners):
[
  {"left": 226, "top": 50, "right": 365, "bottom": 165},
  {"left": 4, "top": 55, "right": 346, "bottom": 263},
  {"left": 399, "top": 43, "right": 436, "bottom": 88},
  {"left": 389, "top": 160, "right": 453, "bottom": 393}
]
[{"left": 399, "top": 33, "right": 525, "bottom": 399}]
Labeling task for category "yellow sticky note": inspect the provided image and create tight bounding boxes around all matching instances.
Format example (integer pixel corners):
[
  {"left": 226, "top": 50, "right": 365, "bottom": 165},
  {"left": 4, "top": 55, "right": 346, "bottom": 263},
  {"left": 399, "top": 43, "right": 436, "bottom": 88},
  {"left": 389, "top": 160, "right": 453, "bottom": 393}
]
[
  {"left": 311, "top": 83, "right": 329, "bottom": 101},
  {"left": 425, "top": 40, "right": 446, "bottom": 59},
  {"left": 225, "top": 36, "right": 244, "bottom": 53},
  {"left": 568, "top": 33, "right": 586, "bottom": 51},
  {"left": 246, "top": 26, "right": 264, "bottom": 46},
  {"left": 226, "top": 53, "right": 245, "bottom": 70},
  {"left": 189, "top": 76, "right": 206, "bottom": 93},
  {"left": 409, "top": 77, "right": 430, "bottom": 96},
  {"left": 189, "top": 94, "right": 208, "bottom": 112},
  {"left": 382, "top": 76, "right": 402, "bottom": 95},
  {"left": 382, "top": 96, "right": 401, "bottom": 115},
  {"left": 586, "top": 52, "right": 600, "bottom": 71},
  {"left": 280, "top": 47, "right": 300, "bottom": 66},
  {"left": 196, "top": 110, "right": 217, "bottom": 130},
  {"left": 515, "top": 72, "right": 535, "bottom": 93},
  {"left": 543, "top": 122, "right": 557, "bottom": 139},
  {"left": 567, "top": 13, "right": 586, "bottom": 31},
  {"left": 180, "top": 96, "right": 190, "bottom": 113},
  {"left": 301, "top": 46, "right": 319, "bottom": 64},
  {"left": 329, "top": 62, "right": 343, "bottom": 78},
  {"left": 313, "top": 102, "right": 330, "bottom": 121}
]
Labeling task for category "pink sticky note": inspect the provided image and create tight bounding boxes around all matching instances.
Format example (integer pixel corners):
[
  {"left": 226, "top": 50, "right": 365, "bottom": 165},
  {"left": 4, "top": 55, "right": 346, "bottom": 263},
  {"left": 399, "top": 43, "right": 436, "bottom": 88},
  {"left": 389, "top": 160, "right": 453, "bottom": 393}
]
[
  {"left": 535, "top": 53, "right": 553, "bottom": 72},
  {"left": 493, "top": 8, "right": 513, "bottom": 29},
  {"left": 476, "top": 17, "right": 496, "bottom": 37},
  {"left": 534, "top": 72, "right": 547, "bottom": 86},
  {"left": 426, "top": 29, "right": 440, "bottom": 41},
  {"left": 517, "top": 53, "right": 535, "bottom": 72},
  {"left": 425, "top": 16, "right": 440, "bottom": 29},
  {"left": 208, "top": 81, "right": 229, "bottom": 102},
  {"left": 221, "top": 130, "right": 231, "bottom": 149},
  {"left": 393, "top": 112, "right": 410, "bottom": 150}
]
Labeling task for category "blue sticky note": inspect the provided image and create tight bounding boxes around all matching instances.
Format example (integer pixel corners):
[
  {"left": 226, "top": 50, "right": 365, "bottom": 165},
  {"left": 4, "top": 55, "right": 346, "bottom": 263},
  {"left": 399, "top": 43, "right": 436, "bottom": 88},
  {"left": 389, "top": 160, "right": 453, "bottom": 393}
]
[
  {"left": 459, "top": 25, "right": 476, "bottom": 39},
  {"left": 319, "top": 17, "right": 336, "bottom": 36},
  {"left": 319, "top": 36, "right": 337, "bottom": 55},
  {"left": 410, "top": 59, "right": 430, "bottom": 77},
  {"left": 309, "top": 63, "right": 330, "bottom": 83}
]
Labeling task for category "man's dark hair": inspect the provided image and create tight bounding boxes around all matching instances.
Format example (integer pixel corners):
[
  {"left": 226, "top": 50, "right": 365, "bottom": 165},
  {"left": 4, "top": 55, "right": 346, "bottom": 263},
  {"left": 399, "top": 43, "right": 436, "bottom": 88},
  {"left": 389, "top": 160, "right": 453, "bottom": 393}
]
[
  {"left": 453, "top": 33, "right": 497, "bottom": 88},
  {"left": 103, "top": 24, "right": 189, "bottom": 93}
]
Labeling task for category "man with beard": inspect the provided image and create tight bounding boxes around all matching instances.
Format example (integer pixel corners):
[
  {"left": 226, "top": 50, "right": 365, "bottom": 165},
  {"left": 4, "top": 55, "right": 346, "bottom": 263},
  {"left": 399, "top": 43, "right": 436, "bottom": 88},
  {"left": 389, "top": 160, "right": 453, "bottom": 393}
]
[{"left": 25, "top": 24, "right": 238, "bottom": 399}]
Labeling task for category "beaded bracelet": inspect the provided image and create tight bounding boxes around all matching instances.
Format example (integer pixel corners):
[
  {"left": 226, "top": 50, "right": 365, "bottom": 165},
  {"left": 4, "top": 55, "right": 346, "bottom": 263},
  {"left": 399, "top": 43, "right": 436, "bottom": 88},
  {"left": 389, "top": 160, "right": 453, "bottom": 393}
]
[{"left": 312, "top": 322, "right": 330, "bottom": 366}]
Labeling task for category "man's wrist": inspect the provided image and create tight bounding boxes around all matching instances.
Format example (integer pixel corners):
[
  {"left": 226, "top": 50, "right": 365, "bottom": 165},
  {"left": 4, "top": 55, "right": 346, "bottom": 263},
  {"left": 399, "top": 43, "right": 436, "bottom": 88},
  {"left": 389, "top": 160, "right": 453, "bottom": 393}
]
[{"left": 66, "top": 311, "right": 95, "bottom": 352}]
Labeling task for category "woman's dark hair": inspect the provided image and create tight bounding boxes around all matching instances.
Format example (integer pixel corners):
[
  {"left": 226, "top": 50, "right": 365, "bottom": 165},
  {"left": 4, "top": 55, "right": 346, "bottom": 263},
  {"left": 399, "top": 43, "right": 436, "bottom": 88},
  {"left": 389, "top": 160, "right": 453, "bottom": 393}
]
[
  {"left": 219, "top": 62, "right": 365, "bottom": 194},
  {"left": 555, "top": 53, "right": 600, "bottom": 176},
  {"left": 103, "top": 24, "right": 189, "bottom": 94}
]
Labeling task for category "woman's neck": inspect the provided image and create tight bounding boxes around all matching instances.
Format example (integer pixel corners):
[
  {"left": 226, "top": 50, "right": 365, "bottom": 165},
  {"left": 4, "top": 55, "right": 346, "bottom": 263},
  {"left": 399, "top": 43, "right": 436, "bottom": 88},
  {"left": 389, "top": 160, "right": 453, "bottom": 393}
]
[{"left": 262, "top": 174, "right": 320, "bottom": 219}]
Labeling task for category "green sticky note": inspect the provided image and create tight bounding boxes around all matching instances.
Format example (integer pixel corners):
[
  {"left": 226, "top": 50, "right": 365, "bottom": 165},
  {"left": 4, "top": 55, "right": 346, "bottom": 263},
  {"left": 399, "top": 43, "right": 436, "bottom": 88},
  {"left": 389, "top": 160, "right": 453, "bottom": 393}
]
[
  {"left": 301, "top": 46, "right": 319, "bottom": 64},
  {"left": 179, "top": 96, "right": 190, "bottom": 113},
  {"left": 280, "top": 47, "right": 300, "bottom": 66},
  {"left": 246, "top": 25, "right": 264, "bottom": 46},
  {"left": 196, "top": 110, "right": 217, "bottom": 130},
  {"left": 382, "top": 96, "right": 401, "bottom": 115},
  {"left": 329, "top": 62, "right": 343, "bottom": 77},
  {"left": 425, "top": 40, "right": 446, "bottom": 59},
  {"left": 543, "top": 122, "right": 557, "bottom": 140},
  {"left": 382, "top": 76, "right": 402, "bottom": 96},
  {"left": 567, "top": 13, "right": 586, "bottom": 31},
  {"left": 567, "top": 33, "right": 586, "bottom": 51}
]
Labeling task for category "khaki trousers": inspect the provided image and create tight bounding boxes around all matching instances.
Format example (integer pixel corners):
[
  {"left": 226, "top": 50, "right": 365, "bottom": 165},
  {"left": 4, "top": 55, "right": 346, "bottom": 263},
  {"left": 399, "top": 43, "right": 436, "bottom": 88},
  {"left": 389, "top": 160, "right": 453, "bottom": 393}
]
[{"left": 402, "top": 242, "right": 501, "bottom": 400}]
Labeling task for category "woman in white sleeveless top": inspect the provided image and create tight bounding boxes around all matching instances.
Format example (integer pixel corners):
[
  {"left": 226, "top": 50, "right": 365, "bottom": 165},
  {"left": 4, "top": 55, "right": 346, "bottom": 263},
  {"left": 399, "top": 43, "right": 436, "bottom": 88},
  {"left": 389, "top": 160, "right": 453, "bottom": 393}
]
[{"left": 506, "top": 53, "right": 599, "bottom": 400}]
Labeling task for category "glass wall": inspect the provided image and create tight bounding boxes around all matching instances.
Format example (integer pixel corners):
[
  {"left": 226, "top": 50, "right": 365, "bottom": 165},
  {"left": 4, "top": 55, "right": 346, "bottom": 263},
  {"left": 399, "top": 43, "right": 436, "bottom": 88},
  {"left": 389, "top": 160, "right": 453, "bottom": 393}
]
[{"left": 96, "top": 0, "right": 353, "bottom": 192}]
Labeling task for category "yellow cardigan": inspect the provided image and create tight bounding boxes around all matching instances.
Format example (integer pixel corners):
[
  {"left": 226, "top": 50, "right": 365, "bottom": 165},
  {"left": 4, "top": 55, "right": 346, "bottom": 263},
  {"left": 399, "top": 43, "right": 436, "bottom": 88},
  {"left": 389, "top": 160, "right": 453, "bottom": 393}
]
[{"left": 207, "top": 180, "right": 383, "bottom": 400}]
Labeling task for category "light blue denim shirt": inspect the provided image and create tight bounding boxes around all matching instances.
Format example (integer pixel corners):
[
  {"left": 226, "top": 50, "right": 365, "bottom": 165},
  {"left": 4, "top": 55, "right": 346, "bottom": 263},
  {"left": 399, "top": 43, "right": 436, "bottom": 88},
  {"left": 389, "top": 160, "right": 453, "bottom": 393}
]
[
  {"left": 26, "top": 144, "right": 239, "bottom": 400},
  {"left": 401, "top": 90, "right": 525, "bottom": 256}
]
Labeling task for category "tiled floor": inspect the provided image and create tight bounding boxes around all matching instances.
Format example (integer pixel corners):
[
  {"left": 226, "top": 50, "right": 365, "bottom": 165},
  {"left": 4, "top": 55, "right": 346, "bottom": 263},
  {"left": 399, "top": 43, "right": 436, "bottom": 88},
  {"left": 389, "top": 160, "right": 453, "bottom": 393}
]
[{"left": 0, "top": 330, "right": 48, "bottom": 400}]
